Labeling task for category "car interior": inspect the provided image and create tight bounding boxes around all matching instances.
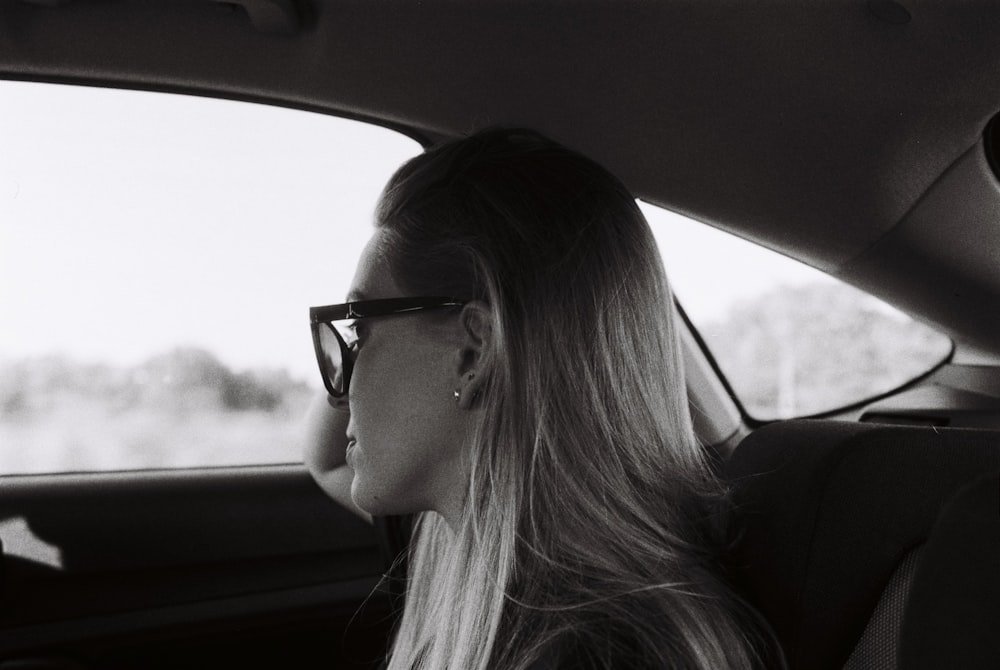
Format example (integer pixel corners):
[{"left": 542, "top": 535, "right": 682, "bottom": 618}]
[{"left": 2, "top": 1, "right": 1000, "bottom": 669}]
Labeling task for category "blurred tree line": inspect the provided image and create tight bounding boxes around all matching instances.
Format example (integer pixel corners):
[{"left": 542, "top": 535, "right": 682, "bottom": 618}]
[
  {"left": 699, "top": 282, "right": 952, "bottom": 419},
  {"left": 1, "top": 284, "right": 954, "bottom": 423},
  {"left": 0, "top": 347, "right": 313, "bottom": 420}
]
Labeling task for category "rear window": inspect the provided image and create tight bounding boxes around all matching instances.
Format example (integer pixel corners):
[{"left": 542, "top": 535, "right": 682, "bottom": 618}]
[{"left": 642, "top": 203, "right": 953, "bottom": 420}]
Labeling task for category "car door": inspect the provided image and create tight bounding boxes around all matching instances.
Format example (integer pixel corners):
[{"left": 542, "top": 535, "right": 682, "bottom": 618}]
[{"left": 1, "top": 467, "right": 392, "bottom": 669}]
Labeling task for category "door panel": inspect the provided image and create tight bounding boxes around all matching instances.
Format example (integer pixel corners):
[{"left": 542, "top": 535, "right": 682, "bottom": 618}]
[{"left": 0, "top": 466, "right": 392, "bottom": 668}]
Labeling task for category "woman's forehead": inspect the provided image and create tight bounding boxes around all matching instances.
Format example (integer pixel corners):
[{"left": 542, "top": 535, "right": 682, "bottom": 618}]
[{"left": 347, "top": 231, "right": 401, "bottom": 301}]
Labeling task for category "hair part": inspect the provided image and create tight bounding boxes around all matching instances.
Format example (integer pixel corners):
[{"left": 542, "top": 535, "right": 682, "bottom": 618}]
[{"left": 375, "top": 128, "right": 780, "bottom": 670}]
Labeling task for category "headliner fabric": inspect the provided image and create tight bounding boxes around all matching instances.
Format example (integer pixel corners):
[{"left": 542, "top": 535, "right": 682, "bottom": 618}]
[
  {"left": 724, "top": 420, "right": 1000, "bottom": 670},
  {"left": 899, "top": 472, "right": 1000, "bottom": 670}
]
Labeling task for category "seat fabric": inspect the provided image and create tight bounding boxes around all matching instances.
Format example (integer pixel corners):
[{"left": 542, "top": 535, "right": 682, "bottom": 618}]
[
  {"left": 899, "top": 471, "right": 1000, "bottom": 670},
  {"left": 724, "top": 420, "right": 1000, "bottom": 670},
  {"left": 842, "top": 545, "right": 921, "bottom": 670}
]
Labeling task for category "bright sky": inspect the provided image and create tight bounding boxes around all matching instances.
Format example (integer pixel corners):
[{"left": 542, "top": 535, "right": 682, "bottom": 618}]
[{"left": 1, "top": 80, "right": 830, "bottom": 383}]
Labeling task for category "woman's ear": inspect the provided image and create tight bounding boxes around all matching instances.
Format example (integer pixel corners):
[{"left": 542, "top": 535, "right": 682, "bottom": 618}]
[{"left": 454, "top": 300, "right": 492, "bottom": 409}]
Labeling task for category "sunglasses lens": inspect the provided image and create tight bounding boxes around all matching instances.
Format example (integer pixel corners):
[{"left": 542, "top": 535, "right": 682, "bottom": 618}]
[{"left": 317, "top": 323, "right": 347, "bottom": 396}]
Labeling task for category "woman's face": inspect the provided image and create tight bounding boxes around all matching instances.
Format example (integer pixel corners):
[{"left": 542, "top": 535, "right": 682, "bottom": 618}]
[{"left": 343, "top": 231, "right": 472, "bottom": 525}]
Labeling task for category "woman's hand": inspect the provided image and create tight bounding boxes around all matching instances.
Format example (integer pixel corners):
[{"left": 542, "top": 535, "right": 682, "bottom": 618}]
[{"left": 303, "top": 392, "right": 372, "bottom": 523}]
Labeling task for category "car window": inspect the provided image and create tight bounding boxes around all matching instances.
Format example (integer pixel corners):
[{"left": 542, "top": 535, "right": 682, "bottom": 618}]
[
  {"left": 641, "top": 203, "right": 953, "bottom": 420},
  {"left": 1, "top": 81, "right": 420, "bottom": 475}
]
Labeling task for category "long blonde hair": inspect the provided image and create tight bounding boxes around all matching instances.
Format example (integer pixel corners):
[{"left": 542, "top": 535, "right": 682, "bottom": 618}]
[{"left": 374, "top": 129, "right": 776, "bottom": 669}]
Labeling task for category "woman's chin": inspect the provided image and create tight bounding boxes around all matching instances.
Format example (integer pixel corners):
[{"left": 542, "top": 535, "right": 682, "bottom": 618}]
[
  {"left": 349, "top": 479, "right": 371, "bottom": 513},
  {"left": 352, "top": 482, "right": 429, "bottom": 518},
  {"left": 350, "top": 480, "right": 388, "bottom": 516}
]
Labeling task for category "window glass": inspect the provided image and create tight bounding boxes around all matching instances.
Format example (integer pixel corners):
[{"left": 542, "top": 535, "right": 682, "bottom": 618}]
[
  {"left": 641, "top": 203, "right": 953, "bottom": 420},
  {"left": 1, "top": 82, "right": 420, "bottom": 474}
]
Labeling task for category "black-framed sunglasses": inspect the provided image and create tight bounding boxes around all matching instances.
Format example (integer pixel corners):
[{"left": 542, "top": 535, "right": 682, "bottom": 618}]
[{"left": 309, "top": 296, "right": 466, "bottom": 398}]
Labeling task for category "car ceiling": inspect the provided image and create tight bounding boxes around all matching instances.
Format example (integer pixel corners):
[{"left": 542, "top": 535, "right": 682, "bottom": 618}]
[{"left": 3, "top": 0, "right": 999, "bottom": 354}]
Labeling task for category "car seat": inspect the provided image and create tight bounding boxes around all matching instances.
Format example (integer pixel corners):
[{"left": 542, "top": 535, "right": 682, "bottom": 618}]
[
  {"left": 898, "top": 470, "right": 1000, "bottom": 669},
  {"left": 724, "top": 420, "right": 1000, "bottom": 670}
]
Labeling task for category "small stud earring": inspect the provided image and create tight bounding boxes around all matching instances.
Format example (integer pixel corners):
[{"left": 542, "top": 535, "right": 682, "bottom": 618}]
[{"left": 454, "top": 389, "right": 461, "bottom": 403}]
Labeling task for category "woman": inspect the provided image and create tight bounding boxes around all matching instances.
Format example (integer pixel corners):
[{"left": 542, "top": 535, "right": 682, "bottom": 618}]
[{"left": 304, "top": 128, "right": 778, "bottom": 669}]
